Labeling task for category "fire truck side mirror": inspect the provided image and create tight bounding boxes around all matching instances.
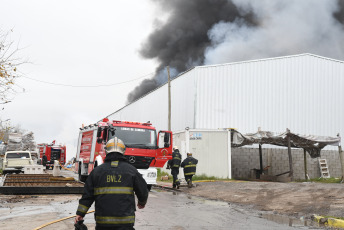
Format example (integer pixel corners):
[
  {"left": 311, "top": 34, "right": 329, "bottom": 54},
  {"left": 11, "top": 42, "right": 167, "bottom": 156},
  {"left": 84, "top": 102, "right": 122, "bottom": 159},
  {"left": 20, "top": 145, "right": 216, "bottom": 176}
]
[
  {"left": 97, "top": 127, "right": 103, "bottom": 144},
  {"left": 97, "top": 127, "right": 102, "bottom": 138},
  {"left": 103, "top": 128, "right": 108, "bottom": 142}
]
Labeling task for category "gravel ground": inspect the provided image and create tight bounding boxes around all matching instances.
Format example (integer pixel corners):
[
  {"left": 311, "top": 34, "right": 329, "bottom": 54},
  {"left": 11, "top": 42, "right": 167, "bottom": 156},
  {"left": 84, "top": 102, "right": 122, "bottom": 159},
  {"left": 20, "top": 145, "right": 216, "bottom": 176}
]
[{"left": 175, "top": 180, "right": 344, "bottom": 219}]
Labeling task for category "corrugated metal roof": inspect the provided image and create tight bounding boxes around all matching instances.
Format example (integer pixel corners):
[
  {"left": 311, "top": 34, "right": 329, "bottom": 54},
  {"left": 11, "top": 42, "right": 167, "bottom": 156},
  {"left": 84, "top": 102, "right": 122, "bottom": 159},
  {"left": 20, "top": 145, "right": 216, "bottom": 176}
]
[{"left": 196, "top": 53, "right": 344, "bottom": 69}]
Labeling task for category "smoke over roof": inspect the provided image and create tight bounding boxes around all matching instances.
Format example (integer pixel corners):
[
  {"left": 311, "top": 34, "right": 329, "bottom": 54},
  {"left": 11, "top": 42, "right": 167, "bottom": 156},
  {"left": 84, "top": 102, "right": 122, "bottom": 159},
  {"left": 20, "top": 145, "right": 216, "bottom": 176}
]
[{"left": 127, "top": 0, "right": 344, "bottom": 103}]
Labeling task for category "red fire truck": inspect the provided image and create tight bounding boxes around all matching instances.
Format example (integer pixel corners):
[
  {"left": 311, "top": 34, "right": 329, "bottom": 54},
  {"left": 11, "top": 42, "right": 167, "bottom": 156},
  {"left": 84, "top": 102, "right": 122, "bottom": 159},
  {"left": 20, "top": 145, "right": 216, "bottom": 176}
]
[
  {"left": 37, "top": 141, "right": 66, "bottom": 169},
  {"left": 75, "top": 118, "right": 172, "bottom": 190}
]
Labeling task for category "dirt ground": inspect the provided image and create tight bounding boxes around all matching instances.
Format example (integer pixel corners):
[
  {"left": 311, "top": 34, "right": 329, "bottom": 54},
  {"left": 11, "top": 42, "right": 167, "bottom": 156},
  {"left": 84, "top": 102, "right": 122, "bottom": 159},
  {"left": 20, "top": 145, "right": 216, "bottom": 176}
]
[
  {"left": 181, "top": 180, "right": 344, "bottom": 219},
  {"left": 0, "top": 194, "right": 84, "bottom": 230},
  {"left": 1, "top": 176, "right": 343, "bottom": 229}
]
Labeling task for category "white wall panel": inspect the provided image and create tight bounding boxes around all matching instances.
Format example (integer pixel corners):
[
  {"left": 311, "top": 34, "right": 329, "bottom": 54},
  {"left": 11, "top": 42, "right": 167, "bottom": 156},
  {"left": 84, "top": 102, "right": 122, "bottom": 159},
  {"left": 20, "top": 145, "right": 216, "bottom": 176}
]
[
  {"left": 108, "top": 84, "right": 168, "bottom": 131},
  {"left": 107, "top": 69, "right": 197, "bottom": 133},
  {"left": 108, "top": 54, "right": 344, "bottom": 150}
]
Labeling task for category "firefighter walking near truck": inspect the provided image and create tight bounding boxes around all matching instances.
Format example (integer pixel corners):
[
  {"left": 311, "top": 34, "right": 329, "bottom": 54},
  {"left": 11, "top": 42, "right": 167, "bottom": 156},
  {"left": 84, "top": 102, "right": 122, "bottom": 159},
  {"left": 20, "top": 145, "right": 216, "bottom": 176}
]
[
  {"left": 168, "top": 146, "right": 182, "bottom": 189},
  {"left": 75, "top": 137, "right": 149, "bottom": 230},
  {"left": 181, "top": 152, "right": 198, "bottom": 188}
]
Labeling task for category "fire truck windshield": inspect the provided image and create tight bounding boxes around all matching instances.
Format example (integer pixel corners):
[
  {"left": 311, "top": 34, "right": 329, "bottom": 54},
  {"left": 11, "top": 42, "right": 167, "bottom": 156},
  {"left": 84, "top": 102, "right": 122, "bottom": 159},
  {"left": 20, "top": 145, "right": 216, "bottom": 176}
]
[{"left": 109, "top": 126, "right": 157, "bottom": 149}]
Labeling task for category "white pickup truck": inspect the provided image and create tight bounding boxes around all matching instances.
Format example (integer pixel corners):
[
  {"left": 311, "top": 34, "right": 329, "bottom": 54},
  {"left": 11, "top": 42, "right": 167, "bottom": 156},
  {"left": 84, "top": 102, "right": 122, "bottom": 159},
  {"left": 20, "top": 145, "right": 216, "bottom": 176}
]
[{"left": 3, "top": 151, "right": 34, "bottom": 174}]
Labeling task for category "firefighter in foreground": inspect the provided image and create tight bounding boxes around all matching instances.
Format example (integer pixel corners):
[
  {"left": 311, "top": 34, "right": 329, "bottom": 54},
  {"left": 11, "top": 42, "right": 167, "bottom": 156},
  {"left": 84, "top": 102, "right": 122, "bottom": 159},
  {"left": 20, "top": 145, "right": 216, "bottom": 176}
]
[
  {"left": 181, "top": 152, "right": 198, "bottom": 188},
  {"left": 167, "top": 146, "right": 182, "bottom": 189},
  {"left": 75, "top": 137, "right": 149, "bottom": 230}
]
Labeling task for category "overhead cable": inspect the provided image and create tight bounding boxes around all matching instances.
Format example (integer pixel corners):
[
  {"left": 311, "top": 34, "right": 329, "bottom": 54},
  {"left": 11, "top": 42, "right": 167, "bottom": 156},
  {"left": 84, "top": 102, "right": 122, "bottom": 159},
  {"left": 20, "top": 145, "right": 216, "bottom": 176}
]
[{"left": 22, "top": 72, "right": 154, "bottom": 88}]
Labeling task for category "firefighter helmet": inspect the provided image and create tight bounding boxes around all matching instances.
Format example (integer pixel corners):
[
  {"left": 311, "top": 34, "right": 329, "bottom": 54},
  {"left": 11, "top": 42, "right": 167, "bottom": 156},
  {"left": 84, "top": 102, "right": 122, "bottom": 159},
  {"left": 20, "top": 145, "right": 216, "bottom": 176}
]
[
  {"left": 173, "top": 146, "right": 178, "bottom": 150},
  {"left": 187, "top": 152, "right": 192, "bottom": 156},
  {"left": 105, "top": 137, "right": 126, "bottom": 155}
]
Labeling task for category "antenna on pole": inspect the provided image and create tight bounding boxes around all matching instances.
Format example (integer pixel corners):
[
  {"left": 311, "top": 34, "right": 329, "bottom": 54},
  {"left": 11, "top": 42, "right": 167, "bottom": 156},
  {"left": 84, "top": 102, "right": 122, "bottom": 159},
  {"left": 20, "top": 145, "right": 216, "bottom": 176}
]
[{"left": 167, "top": 66, "right": 171, "bottom": 131}]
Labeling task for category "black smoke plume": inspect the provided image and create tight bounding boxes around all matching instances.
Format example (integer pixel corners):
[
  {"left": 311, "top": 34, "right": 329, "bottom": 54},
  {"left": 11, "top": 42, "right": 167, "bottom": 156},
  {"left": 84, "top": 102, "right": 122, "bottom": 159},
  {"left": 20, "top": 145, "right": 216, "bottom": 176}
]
[
  {"left": 127, "top": 0, "right": 344, "bottom": 104},
  {"left": 127, "top": 0, "right": 255, "bottom": 103}
]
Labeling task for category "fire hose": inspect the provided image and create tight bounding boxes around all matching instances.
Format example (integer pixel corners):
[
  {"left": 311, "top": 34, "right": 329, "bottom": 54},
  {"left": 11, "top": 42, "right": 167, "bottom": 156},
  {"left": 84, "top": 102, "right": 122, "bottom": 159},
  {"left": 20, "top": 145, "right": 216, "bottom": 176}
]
[
  {"left": 33, "top": 210, "right": 95, "bottom": 230},
  {"left": 34, "top": 161, "right": 88, "bottom": 229}
]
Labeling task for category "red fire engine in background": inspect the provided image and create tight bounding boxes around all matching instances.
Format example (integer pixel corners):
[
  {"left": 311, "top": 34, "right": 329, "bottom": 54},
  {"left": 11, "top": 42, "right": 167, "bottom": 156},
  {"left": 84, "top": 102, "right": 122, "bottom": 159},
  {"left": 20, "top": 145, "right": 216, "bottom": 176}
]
[
  {"left": 75, "top": 118, "right": 173, "bottom": 190},
  {"left": 38, "top": 140, "right": 66, "bottom": 169}
]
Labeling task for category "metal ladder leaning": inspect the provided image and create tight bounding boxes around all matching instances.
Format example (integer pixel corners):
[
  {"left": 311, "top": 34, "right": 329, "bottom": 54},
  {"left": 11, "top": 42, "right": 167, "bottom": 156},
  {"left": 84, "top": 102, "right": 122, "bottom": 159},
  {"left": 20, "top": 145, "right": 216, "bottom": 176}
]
[{"left": 318, "top": 159, "right": 330, "bottom": 178}]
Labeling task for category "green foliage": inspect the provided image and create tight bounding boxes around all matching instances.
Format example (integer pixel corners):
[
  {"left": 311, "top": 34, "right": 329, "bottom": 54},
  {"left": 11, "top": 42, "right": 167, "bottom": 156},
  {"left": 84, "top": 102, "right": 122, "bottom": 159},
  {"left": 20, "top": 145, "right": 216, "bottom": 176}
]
[
  {"left": 157, "top": 169, "right": 232, "bottom": 182},
  {"left": 193, "top": 173, "right": 231, "bottom": 181},
  {"left": 157, "top": 168, "right": 172, "bottom": 182}
]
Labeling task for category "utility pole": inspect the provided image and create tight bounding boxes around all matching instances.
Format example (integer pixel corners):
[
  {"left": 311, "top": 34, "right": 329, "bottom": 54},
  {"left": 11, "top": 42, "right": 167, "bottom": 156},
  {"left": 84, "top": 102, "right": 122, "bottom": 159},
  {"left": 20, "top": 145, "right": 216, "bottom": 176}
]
[
  {"left": 286, "top": 129, "right": 294, "bottom": 181},
  {"left": 167, "top": 66, "right": 171, "bottom": 131}
]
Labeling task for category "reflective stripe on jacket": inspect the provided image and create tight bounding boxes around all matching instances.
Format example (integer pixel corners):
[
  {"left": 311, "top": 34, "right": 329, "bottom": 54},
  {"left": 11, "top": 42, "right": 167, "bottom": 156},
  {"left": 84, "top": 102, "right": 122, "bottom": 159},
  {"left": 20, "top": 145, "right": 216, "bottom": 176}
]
[{"left": 181, "top": 156, "right": 198, "bottom": 176}]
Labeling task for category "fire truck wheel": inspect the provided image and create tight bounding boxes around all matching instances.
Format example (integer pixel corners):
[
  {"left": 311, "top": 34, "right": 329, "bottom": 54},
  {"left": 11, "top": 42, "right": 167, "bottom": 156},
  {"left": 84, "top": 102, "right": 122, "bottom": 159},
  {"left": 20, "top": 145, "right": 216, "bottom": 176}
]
[
  {"left": 147, "top": 185, "right": 152, "bottom": 191},
  {"left": 79, "top": 174, "right": 87, "bottom": 183},
  {"left": 78, "top": 164, "right": 87, "bottom": 182}
]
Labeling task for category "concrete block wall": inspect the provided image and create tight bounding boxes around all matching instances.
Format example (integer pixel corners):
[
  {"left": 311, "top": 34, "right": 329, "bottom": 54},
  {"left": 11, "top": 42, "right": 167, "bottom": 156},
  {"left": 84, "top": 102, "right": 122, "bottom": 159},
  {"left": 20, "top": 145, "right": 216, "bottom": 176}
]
[{"left": 232, "top": 147, "right": 344, "bottom": 180}]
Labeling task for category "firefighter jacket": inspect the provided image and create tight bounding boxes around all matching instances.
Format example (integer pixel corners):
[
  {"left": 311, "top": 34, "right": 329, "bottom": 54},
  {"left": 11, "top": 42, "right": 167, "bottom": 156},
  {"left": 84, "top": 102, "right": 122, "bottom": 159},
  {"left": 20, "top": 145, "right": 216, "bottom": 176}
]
[
  {"left": 171, "top": 149, "right": 182, "bottom": 168},
  {"left": 181, "top": 156, "right": 198, "bottom": 176},
  {"left": 76, "top": 153, "right": 148, "bottom": 228}
]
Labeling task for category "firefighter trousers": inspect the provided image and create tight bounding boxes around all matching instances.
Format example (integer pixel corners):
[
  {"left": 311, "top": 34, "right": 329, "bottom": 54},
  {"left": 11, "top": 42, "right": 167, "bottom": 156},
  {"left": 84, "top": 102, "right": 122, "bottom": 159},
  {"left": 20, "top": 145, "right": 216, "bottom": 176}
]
[
  {"left": 171, "top": 167, "right": 180, "bottom": 187},
  {"left": 185, "top": 175, "right": 194, "bottom": 182},
  {"left": 185, "top": 175, "right": 194, "bottom": 188}
]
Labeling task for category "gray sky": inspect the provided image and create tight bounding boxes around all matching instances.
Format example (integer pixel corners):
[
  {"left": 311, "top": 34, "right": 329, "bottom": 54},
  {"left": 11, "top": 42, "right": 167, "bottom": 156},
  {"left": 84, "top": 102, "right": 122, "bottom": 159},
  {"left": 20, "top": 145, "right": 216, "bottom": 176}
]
[
  {"left": 1, "top": 0, "right": 158, "bottom": 160},
  {"left": 2, "top": 0, "right": 344, "bottom": 161}
]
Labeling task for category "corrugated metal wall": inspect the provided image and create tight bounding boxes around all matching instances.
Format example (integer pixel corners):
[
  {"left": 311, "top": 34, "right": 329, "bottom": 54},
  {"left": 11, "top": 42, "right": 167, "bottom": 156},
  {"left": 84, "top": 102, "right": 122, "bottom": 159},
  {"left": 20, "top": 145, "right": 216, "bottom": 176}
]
[
  {"left": 195, "top": 54, "right": 344, "bottom": 141},
  {"left": 108, "top": 69, "right": 197, "bottom": 132},
  {"left": 108, "top": 54, "right": 344, "bottom": 149}
]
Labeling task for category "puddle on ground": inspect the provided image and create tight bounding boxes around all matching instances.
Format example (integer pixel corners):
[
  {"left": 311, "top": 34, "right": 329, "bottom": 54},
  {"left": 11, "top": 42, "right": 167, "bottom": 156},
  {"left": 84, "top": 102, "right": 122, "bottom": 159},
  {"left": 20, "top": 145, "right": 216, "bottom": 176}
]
[{"left": 260, "top": 213, "right": 320, "bottom": 228}]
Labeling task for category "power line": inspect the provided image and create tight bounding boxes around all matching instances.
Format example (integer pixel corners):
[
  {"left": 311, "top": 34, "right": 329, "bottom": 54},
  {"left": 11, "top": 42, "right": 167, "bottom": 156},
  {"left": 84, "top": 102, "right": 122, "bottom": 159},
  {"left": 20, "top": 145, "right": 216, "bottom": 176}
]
[{"left": 22, "top": 72, "right": 154, "bottom": 88}]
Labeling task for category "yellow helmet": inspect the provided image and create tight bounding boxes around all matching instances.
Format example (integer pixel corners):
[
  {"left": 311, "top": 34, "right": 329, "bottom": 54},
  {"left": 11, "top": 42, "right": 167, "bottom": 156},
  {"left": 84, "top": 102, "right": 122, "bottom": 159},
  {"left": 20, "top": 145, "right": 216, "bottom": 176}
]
[{"left": 105, "top": 137, "right": 126, "bottom": 155}]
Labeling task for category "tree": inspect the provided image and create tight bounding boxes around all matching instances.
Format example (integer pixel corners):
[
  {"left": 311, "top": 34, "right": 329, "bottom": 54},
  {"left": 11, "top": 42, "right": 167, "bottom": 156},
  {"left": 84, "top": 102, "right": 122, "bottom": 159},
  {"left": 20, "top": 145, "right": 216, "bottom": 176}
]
[
  {"left": 3, "top": 124, "right": 36, "bottom": 151},
  {"left": 0, "top": 30, "right": 25, "bottom": 103}
]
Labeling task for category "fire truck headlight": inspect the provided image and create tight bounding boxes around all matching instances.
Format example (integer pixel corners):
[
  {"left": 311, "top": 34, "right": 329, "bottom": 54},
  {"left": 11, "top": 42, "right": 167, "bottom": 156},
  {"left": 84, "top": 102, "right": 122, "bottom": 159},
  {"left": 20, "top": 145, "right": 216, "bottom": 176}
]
[{"left": 147, "top": 172, "right": 157, "bottom": 178}]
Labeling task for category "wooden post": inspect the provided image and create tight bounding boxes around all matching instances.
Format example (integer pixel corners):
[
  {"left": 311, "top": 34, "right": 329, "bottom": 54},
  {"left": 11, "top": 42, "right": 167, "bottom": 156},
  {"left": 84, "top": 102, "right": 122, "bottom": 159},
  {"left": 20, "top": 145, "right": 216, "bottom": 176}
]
[
  {"left": 339, "top": 145, "right": 343, "bottom": 183},
  {"left": 167, "top": 66, "right": 171, "bottom": 131},
  {"left": 259, "top": 144, "right": 263, "bottom": 173},
  {"left": 267, "top": 149, "right": 272, "bottom": 175},
  {"left": 338, "top": 134, "right": 344, "bottom": 182},
  {"left": 303, "top": 149, "right": 308, "bottom": 181},
  {"left": 287, "top": 133, "right": 294, "bottom": 180}
]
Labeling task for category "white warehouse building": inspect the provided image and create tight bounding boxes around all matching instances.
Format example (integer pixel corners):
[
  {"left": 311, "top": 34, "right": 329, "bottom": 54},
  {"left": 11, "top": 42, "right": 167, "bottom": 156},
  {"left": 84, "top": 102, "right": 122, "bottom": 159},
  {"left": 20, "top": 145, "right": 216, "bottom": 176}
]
[{"left": 107, "top": 53, "right": 344, "bottom": 179}]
